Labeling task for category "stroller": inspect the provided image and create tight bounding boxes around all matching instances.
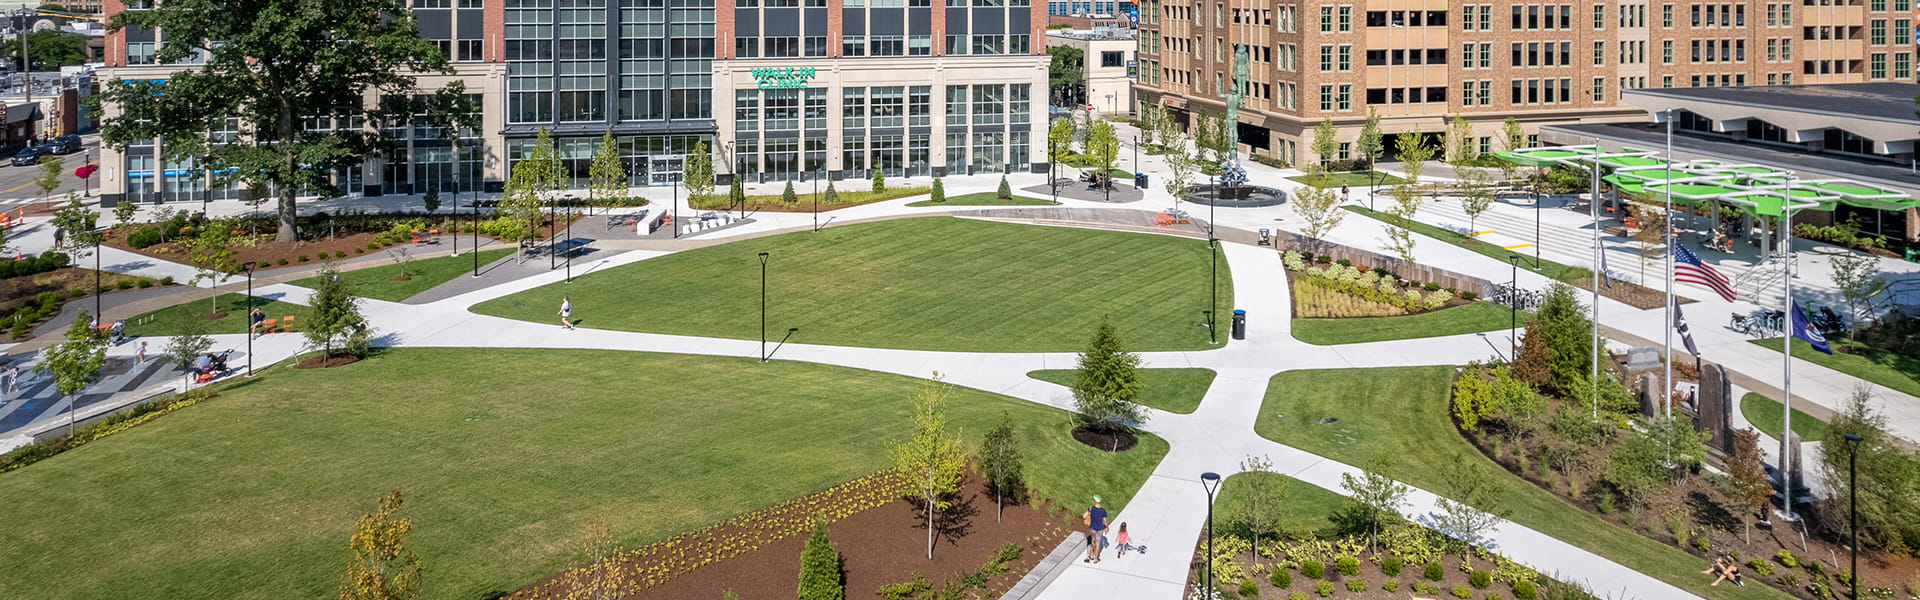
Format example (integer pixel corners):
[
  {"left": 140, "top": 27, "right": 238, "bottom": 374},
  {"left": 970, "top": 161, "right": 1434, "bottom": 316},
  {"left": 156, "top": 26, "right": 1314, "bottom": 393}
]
[
  {"left": 109, "top": 320, "right": 126, "bottom": 345},
  {"left": 193, "top": 349, "right": 233, "bottom": 384}
]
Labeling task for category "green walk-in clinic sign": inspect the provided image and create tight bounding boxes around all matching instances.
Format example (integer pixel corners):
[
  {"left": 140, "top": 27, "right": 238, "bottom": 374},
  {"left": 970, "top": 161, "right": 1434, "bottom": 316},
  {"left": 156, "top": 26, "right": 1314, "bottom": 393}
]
[{"left": 752, "top": 67, "right": 817, "bottom": 89}]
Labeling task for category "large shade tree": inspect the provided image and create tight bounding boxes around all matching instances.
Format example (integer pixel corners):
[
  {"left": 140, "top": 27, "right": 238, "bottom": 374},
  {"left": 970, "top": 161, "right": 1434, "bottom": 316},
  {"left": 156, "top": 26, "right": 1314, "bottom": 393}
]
[{"left": 97, "top": 0, "right": 475, "bottom": 242}]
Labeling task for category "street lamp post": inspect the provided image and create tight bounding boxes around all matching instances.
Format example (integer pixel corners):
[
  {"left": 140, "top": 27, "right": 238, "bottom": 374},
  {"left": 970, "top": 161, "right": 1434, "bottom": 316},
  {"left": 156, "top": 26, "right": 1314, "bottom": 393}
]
[
  {"left": 1508, "top": 254, "right": 1520, "bottom": 355},
  {"left": 1844, "top": 433, "right": 1863, "bottom": 600},
  {"left": 564, "top": 196, "right": 574, "bottom": 283},
  {"left": 472, "top": 177, "right": 481, "bottom": 278},
  {"left": 1200, "top": 472, "right": 1222, "bottom": 595},
  {"left": 759, "top": 251, "right": 770, "bottom": 363},
  {"left": 244, "top": 262, "right": 255, "bottom": 377}
]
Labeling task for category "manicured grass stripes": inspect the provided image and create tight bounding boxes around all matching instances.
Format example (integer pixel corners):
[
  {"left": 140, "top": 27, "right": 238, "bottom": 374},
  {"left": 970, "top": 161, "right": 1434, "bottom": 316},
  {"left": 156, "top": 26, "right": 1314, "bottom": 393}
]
[
  {"left": 906, "top": 192, "right": 1059, "bottom": 207},
  {"left": 1256, "top": 367, "right": 1790, "bottom": 600},
  {"left": 1290, "top": 302, "right": 1535, "bottom": 345},
  {"left": 1026, "top": 368, "right": 1217, "bottom": 414},
  {"left": 0, "top": 348, "right": 1168, "bottom": 600},
  {"left": 290, "top": 248, "right": 515, "bottom": 302},
  {"left": 1343, "top": 206, "right": 1587, "bottom": 281},
  {"left": 472, "top": 217, "right": 1232, "bottom": 352}
]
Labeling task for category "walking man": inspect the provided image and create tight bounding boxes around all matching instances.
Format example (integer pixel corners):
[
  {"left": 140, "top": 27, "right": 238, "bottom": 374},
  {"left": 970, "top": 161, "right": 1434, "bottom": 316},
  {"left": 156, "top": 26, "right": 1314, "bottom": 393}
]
[
  {"left": 559, "top": 296, "right": 575, "bottom": 330},
  {"left": 1082, "top": 496, "right": 1108, "bottom": 564}
]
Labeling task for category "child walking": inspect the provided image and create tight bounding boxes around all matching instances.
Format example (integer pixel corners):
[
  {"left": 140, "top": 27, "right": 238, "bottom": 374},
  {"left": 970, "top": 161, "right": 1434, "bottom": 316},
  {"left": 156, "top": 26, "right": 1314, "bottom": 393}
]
[
  {"left": 1114, "top": 523, "right": 1131, "bottom": 556},
  {"left": 559, "top": 297, "right": 575, "bottom": 330}
]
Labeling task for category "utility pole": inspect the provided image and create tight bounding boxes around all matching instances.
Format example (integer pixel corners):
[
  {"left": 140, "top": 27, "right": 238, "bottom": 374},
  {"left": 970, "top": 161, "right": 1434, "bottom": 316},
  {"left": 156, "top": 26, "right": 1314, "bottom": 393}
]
[{"left": 19, "top": 10, "right": 30, "bottom": 104}]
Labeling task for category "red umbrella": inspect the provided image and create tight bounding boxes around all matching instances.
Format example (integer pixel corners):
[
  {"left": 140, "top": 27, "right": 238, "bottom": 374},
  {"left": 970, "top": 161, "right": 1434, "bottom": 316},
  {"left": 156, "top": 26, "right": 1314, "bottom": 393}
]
[{"left": 74, "top": 165, "right": 99, "bottom": 179}]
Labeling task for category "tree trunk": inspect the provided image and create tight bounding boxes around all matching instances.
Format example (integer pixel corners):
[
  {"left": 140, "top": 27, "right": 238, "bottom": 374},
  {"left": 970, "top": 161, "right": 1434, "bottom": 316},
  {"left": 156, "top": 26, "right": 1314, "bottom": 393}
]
[
  {"left": 276, "top": 104, "right": 300, "bottom": 243},
  {"left": 995, "top": 486, "right": 1002, "bottom": 523},
  {"left": 925, "top": 491, "right": 936, "bottom": 560}
]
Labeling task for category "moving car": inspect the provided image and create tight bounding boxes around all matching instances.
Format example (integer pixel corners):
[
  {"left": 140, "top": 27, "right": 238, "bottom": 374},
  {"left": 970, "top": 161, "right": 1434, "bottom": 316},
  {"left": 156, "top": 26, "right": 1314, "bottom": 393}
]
[
  {"left": 10, "top": 145, "right": 48, "bottom": 167},
  {"left": 49, "top": 135, "right": 80, "bottom": 155}
]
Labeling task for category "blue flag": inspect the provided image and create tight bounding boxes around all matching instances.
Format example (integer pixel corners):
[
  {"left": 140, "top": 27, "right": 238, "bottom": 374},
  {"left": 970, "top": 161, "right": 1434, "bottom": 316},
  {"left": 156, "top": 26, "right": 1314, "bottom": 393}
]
[{"left": 1791, "top": 300, "right": 1833, "bottom": 355}]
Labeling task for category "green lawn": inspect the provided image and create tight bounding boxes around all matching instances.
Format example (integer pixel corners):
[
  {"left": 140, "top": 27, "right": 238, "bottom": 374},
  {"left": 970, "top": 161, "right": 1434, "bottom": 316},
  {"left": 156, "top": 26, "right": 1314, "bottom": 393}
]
[
  {"left": 1215, "top": 471, "right": 1350, "bottom": 535},
  {"left": 1285, "top": 171, "right": 1407, "bottom": 188},
  {"left": 1750, "top": 337, "right": 1920, "bottom": 399},
  {"left": 1740, "top": 392, "right": 1829, "bottom": 442},
  {"left": 1256, "top": 367, "right": 1790, "bottom": 600},
  {"left": 906, "top": 192, "right": 1059, "bottom": 207},
  {"left": 123, "top": 293, "right": 315, "bottom": 337},
  {"left": 472, "top": 217, "right": 1232, "bottom": 352},
  {"left": 0, "top": 348, "right": 1168, "bottom": 600},
  {"left": 1343, "top": 206, "right": 1585, "bottom": 281},
  {"left": 1026, "top": 368, "right": 1216, "bottom": 414},
  {"left": 1291, "top": 302, "right": 1534, "bottom": 345},
  {"left": 290, "top": 248, "right": 514, "bottom": 302}
]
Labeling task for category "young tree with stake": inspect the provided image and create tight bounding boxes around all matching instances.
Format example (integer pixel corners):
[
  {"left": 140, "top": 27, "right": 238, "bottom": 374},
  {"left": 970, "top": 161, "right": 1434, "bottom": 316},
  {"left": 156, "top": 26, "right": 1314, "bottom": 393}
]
[
  {"left": 165, "top": 315, "right": 214, "bottom": 388},
  {"left": 978, "top": 412, "right": 1024, "bottom": 522},
  {"left": 340, "top": 491, "right": 424, "bottom": 600},
  {"left": 1356, "top": 109, "right": 1384, "bottom": 174},
  {"left": 501, "top": 128, "right": 566, "bottom": 243},
  {"left": 683, "top": 140, "right": 715, "bottom": 210},
  {"left": 1223, "top": 455, "right": 1289, "bottom": 564},
  {"left": 1340, "top": 460, "right": 1411, "bottom": 551},
  {"left": 40, "top": 309, "right": 106, "bottom": 438},
  {"left": 891, "top": 376, "right": 969, "bottom": 560},
  {"left": 588, "top": 132, "right": 627, "bottom": 214}
]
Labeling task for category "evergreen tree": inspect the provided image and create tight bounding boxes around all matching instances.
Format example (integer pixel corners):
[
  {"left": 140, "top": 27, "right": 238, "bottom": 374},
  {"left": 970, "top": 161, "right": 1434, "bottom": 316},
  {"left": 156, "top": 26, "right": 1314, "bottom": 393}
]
[
  {"left": 978, "top": 413, "right": 1024, "bottom": 522},
  {"left": 871, "top": 166, "right": 886, "bottom": 193},
  {"left": 305, "top": 264, "right": 372, "bottom": 360},
  {"left": 782, "top": 180, "right": 797, "bottom": 204},
  {"left": 728, "top": 176, "right": 746, "bottom": 211},
  {"left": 797, "top": 520, "right": 843, "bottom": 600},
  {"left": 1534, "top": 283, "right": 1593, "bottom": 397},
  {"left": 930, "top": 176, "right": 946, "bottom": 203},
  {"left": 824, "top": 180, "right": 839, "bottom": 205},
  {"left": 422, "top": 186, "right": 440, "bottom": 213},
  {"left": 996, "top": 175, "right": 1012, "bottom": 200},
  {"left": 1071, "top": 320, "right": 1147, "bottom": 434}
]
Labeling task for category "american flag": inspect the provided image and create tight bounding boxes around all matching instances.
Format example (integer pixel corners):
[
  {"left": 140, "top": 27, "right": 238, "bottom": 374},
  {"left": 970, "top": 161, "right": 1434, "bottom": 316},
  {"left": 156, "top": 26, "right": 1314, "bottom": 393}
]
[{"left": 1674, "top": 244, "right": 1737, "bottom": 302}]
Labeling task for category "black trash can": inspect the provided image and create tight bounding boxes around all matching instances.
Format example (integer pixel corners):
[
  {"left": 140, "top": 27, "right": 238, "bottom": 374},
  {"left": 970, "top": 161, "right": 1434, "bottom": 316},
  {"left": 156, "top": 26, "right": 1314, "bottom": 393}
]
[
  {"left": 1134, "top": 173, "right": 1150, "bottom": 188},
  {"left": 1231, "top": 309, "right": 1247, "bottom": 340}
]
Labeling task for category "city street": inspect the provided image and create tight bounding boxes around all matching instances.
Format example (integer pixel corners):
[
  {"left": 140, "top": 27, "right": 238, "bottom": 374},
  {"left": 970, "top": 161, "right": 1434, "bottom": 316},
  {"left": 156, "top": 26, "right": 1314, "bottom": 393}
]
[{"left": 0, "top": 133, "right": 97, "bottom": 209}]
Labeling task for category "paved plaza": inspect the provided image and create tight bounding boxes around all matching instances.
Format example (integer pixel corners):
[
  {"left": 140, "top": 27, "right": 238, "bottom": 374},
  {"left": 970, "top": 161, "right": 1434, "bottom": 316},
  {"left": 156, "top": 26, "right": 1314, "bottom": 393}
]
[{"left": 6, "top": 126, "right": 1917, "bottom": 600}]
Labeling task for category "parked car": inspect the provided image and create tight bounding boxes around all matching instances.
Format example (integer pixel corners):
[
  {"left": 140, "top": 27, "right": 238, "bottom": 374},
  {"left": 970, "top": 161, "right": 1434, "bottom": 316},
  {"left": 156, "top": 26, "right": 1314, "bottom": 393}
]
[
  {"left": 49, "top": 135, "right": 80, "bottom": 155},
  {"left": 11, "top": 145, "right": 53, "bottom": 167}
]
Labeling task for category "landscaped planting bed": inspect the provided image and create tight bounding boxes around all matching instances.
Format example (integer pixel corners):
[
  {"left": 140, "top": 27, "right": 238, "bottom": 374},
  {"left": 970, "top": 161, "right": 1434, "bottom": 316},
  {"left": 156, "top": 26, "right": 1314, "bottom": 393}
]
[{"left": 0, "top": 348, "right": 1166, "bottom": 600}]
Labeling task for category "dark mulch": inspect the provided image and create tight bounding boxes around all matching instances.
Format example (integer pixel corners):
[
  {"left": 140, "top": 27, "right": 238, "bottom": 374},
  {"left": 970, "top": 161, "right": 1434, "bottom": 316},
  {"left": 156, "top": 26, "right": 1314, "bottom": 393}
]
[
  {"left": 293, "top": 354, "right": 361, "bottom": 369},
  {"left": 517, "top": 475, "right": 1072, "bottom": 600},
  {"left": 1071, "top": 426, "right": 1139, "bottom": 452}
]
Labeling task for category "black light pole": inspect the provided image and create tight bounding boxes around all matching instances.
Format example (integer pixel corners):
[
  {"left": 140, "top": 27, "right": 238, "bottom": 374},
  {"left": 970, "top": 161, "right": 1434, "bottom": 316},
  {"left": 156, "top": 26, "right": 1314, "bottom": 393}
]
[
  {"left": 93, "top": 234, "right": 101, "bottom": 319},
  {"left": 1508, "top": 254, "right": 1520, "bottom": 354},
  {"left": 1200, "top": 472, "right": 1222, "bottom": 595},
  {"left": 672, "top": 172, "right": 680, "bottom": 238},
  {"left": 564, "top": 197, "right": 573, "bottom": 283},
  {"left": 1845, "top": 433, "right": 1863, "bottom": 600},
  {"left": 548, "top": 196, "right": 557, "bottom": 270},
  {"left": 1534, "top": 175, "right": 1543, "bottom": 268},
  {"left": 759, "top": 251, "right": 770, "bottom": 362},
  {"left": 244, "top": 261, "right": 255, "bottom": 377},
  {"left": 1050, "top": 136, "right": 1059, "bottom": 204},
  {"left": 471, "top": 179, "right": 480, "bottom": 278},
  {"left": 812, "top": 170, "right": 819, "bottom": 232}
]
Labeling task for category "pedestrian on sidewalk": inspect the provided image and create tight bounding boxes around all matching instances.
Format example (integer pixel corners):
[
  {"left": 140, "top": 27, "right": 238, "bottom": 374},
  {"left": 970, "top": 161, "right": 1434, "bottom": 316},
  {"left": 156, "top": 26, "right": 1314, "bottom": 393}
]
[
  {"left": 249, "top": 307, "right": 266, "bottom": 338},
  {"left": 1114, "top": 522, "right": 1131, "bottom": 556},
  {"left": 1082, "top": 496, "right": 1108, "bottom": 564},
  {"left": 6, "top": 364, "right": 18, "bottom": 393},
  {"left": 1339, "top": 184, "right": 1350, "bottom": 204},
  {"left": 559, "top": 297, "right": 574, "bottom": 330},
  {"left": 137, "top": 341, "right": 148, "bottom": 364}
]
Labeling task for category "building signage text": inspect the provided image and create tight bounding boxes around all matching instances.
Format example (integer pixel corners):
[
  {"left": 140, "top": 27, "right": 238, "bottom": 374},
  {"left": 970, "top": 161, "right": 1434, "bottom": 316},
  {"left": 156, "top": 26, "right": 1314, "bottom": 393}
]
[{"left": 752, "top": 67, "right": 816, "bottom": 89}]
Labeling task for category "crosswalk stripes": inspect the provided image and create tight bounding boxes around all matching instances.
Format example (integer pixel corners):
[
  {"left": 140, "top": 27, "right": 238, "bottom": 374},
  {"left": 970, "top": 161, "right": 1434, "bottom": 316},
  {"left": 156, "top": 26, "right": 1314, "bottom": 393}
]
[{"left": 0, "top": 198, "right": 41, "bottom": 205}]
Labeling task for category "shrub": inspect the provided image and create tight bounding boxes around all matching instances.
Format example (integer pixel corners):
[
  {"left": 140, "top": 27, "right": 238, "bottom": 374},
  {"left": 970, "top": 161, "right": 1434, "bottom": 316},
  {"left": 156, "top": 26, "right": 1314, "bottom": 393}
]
[
  {"left": 298, "top": 255, "right": 309, "bottom": 262},
  {"left": 1382, "top": 556, "right": 1404, "bottom": 577},
  {"left": 137, "top": 279, "right": 153, "bottom": 289},
  {"left": 1426, "top": 563, "right": 1445, "bottom": 581},
  {"left": 797, "top": 521, "right": 843, "bottom": 600},
  {"left": 1779, "top": 573, "right": 1802, "bottom": 587},
  {"left": 1414, "top": 581, "right": 1439, "bottom": 596},
  {"left": 1314, "top": 581, "right": 1334, "bottom": 597},
  {"left": 368, "top": 242, "right": 381, "bottom": 251},
  {"left": 1470, "top": 570, "right": 1492, "bottom": 589},
  {"left": 355, "top": 248, "right": 365, "bottom": 254},
  {"left": 1748, "top": 560, "right": 1774, "bottom": 576},
  {"left": 1776, "top": 549, "right": 1799, "bottom": 568},
  {"left": 1290, "top": 592, "right": 1308, "bottom": 600},
  {"left": 1239, "top": 579, "right": 1259, "bottom": 598},
  {"left": 160, "top": 276, "right": 174, "bottom": 285},
  {"left": 335, "top": 251, "right": 348, "bottom": 259},
  {"left": 1511, "top": 579, "right": 1538, "bottom": 600},
  {"left": 68, "top": 288, "right": 84, "bottom": 299},
  {"left": 1346, "top": 579, "right": 1367, "bottom": 593},
  {"left": 275, "top": 257, "right": 287, "bottom": 266},
  {"left": 876, "top": 574, "right": 931, "bottom": 600},
  {"left": 1487, "top": 594, "right": 1503, "bottom": 600},
  {"left": 1425, "top": 282, "right": 1442, "bottom": 291},
  {"left": 126, "top": 228, "right": 166, "bottom": 248},
  {"left": 1301, "top": 560, "right": 1325, "bottom": 579},
  {"left": 1271, "top": 569, "right": 1292, "bottom": 589},
  {"left": 1452, "top": 584, "right": 1474, "bottom": 599},
  {"left": 1383, "top": 580, "right": 1400, "bottom": 592},
  {"left": 1336, "top": 556, "right": 1359, "bottom": 576},
  {"left": 115, "top": 280, "right": 132, "bottom": 290}
]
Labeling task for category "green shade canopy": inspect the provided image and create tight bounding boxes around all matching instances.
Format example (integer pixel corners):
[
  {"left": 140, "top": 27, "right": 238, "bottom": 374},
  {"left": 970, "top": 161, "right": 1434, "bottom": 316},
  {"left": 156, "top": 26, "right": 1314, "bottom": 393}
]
[
  {"left": 1492, "top": 146, "right": 1603, "bottom": 167},
  {"left": 1597, "top": 155, "right": 1669, "bottom": 169},
  {"left": 1719, "top": 190, "right": 1838, "bottom": 217},
  {"left": 1641, "top": 182, "right": 1748, "bottom": 205},
  {"left": 1603, "top": 174, "right": 1646, "bottom": 195},
  {"left": 1802, "top": 181, "right": 1919, "bottom": 211}
]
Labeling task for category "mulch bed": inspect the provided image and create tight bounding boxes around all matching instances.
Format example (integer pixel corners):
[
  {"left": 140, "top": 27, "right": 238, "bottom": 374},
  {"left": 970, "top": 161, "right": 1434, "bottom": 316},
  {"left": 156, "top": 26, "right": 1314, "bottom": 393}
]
[
  {"left": 1564, "top": 277, "right": 1696, "bottom": 310},
  {"left": 110, "top": 232, "right": 395, "bottom": 269},
  {"left": 293, "top": 354, "right": 361, "bottom": 369},
  {"left": 0, "top": 268, "right": 160, "bottom": 315},
  {"left": 1205, "top": 547, "right": 1523, "bottom": 599},
  {"left": 1072, "top": 426, "right": 1139, "bottom": 452},
  {"left": 511, "top": 473, "right": 1072, "bottom": 600}
]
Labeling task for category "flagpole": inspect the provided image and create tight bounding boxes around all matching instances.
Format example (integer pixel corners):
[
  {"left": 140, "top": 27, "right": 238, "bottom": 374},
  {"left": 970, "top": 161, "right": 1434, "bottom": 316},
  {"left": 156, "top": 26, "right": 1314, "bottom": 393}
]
[
  {"left": 1777, "top": 173, "right": 1800, "bottom": 523},
  {"left": 1589, "top": 140, "right": 1603, "bottom": 421},
  {"left": 1663, "top": 111, "right": 1676, "bottom": 421}
]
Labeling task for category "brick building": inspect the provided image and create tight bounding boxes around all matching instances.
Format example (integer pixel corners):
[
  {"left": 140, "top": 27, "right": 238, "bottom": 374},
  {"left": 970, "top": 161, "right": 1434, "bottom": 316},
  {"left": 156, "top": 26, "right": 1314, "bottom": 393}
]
[{"left": 1133, "top": 0, "right": 1918, "bottom": 166}]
